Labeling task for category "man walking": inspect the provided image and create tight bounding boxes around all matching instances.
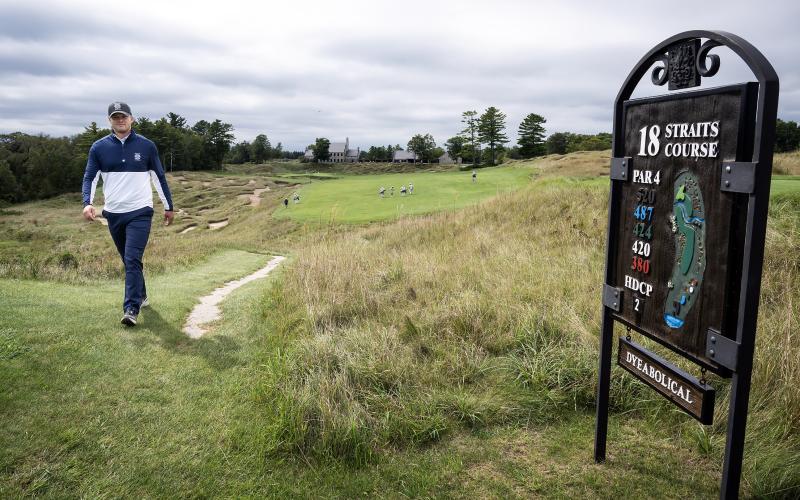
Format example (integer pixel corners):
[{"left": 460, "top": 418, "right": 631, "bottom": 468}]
[{"left": 82, "top": 102, "right": 174, "bottom": 326}]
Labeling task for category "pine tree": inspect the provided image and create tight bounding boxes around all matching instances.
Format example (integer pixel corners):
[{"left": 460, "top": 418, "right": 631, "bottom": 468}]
[
  {"left": 461, "top": 110, "right": 479, "bottom": 167},
  {"left": 478, "top": 107, "right": 509, "bottom": 165},
  {"left": 517, "top": 113, "right": 547, "bottom": 158}
]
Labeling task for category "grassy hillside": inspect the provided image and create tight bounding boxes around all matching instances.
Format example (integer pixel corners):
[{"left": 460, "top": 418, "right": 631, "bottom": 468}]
[
  {"left": 255, "top": 162, "right": 800, "bottom": 496},
  {"left": 0, "top": 170, "right": 301, "bottom": 282},
  {"left": 0, "top": 150, "right": 798, "bottom": 497},
  {"left": 774, "top": 150, "right": 800, "bottom": 175}
]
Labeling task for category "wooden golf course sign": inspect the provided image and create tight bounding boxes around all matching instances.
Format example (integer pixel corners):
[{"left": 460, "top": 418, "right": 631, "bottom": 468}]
[
  {"left": 618, "top": 337, "right": 714, "bottom": 424},
  {"left": 593, "top": 31, "right": 779, "bottom": 500}
]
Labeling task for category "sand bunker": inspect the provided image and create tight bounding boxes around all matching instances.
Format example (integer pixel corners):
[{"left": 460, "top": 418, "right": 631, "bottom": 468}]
[
  {"left": 183, "top": 255, "right": 286, "bottom": 338},
  {"left": 248, "top": 188, "right": 269, "bottom": 206},
  {"left": 238, "top": 188, "right": 270, "bottom": 207},
  {"left": 208, "top": 219, "right": 229, "bottom": 230},
  {"left": 180, "top": 225, "right": 197, "bottom": 234}
]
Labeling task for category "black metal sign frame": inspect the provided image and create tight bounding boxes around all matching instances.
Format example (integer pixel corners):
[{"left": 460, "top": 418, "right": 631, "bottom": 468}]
[{"left": 594, "top": 30, "right": 778, "bottom": 500}]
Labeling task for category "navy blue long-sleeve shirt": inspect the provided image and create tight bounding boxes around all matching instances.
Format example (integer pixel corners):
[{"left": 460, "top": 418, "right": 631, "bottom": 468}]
[{"left": 82, "top": 130, "right": 174, "bottom": 213}]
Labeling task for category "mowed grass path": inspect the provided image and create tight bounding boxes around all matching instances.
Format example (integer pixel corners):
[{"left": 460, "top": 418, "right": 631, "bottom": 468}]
[
  {"left": 273, "top": 165, "right": 535, "bottom": 224},
  {"left": 0, "top": 251, "right": 279, "bottom": 495}
]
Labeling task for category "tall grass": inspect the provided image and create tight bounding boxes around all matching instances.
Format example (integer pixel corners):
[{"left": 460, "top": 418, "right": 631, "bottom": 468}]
[
  {"left": 255, "top": 179, "right": 646, "bottom": 461},
  {"left": 2, "top": 151, "right": 797, "bottom": 493},
  {"left": 254, "top": 176, "right": 800, "bottom": 495}
]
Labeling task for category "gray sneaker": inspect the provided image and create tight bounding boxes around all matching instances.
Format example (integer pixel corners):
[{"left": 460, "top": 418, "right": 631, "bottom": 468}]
[
  {"left": 121, "top": 309, "right": 138, "bottom": 326},
  {"left": 141, "top": 296, "right": 150, "bottom": 308}
]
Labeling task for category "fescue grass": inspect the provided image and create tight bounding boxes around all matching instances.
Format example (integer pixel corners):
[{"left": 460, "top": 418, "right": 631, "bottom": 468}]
[
  {"left": 256, "top": 166, "right": 800, "bottom": 497},
  {"left": 774, "top": 150, "right": 800, "bottom": 175},
  {"left": 1, "top": 150, "right": 799, "bottom": 497}
]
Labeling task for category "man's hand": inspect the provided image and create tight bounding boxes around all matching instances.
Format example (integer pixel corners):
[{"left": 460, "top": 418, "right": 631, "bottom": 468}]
[
  {"left": 82, "top": 205, "right": 96, "bottom": 221},
  {"left": 164, "top": 210, "right": 175, "bottom": 226}
]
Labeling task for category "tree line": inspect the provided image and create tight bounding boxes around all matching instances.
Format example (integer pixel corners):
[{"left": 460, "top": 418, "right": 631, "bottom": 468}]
[
  {"left": 0, "top": 113, "right": 237, "bottom": 204},
  {"left": 307, "top": 108, "right": 610, "bottom": 167},
  {"left": 2, "top": 113, "right": 798, "bottom": 205},
  {"left": 226, "top": 135, "right": 304, "bottom": 163},
  {"left": 775, "top": 119, "right": 800, "bottom": 153},
  {"left": 305, "top": 116, "right": 800, "bottom": 166}
]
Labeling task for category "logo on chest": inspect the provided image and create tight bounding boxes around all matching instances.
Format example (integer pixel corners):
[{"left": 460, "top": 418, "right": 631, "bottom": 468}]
[{"left": 134, "top": 153, "right": 142, "bottom": 162}]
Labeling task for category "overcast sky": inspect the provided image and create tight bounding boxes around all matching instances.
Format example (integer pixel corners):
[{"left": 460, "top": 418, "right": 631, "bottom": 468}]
[{"left": 1, "top": 0, "right": 798, "bottom": 151}]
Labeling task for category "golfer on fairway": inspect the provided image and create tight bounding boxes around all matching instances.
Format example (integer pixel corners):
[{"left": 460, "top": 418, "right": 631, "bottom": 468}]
[{"left": 82, "top": 102, "right": 175, "bottom": 326}]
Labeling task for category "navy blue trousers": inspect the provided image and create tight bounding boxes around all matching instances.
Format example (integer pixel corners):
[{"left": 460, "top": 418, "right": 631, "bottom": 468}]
[{"left": 103, "top": 207, "right": 153, "bottom": 314}]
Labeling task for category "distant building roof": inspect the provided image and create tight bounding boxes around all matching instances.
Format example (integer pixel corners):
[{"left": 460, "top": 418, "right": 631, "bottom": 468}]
[
  {"left": 393, "top": 150, "right": 418, "bottom": 161},
  {"left": 330, "top": 142, "right": 347, "bottom": 153},
  {"left": 438, "top": 152, "right": 453, "bottom": 163}
]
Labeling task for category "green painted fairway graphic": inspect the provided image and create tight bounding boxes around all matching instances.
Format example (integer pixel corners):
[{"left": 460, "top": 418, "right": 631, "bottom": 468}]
[
  {"left": 664, "top": 171, "right": 706, "bottom": 329},
  {"left": 272, "top": 166, "right": 534, "bottom": 224}
]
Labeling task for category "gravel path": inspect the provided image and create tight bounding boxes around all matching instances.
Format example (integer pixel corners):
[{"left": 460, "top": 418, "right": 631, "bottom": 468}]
[{"left": 182, "top": 255, "right": 286, "bottom": 338}]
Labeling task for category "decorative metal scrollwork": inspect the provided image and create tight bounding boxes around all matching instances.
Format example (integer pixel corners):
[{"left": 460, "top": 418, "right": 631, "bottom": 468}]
[
  {"left": 651, "top": 54, "right": 669, "bottom": 86},
  {"left": 649, "top": 38, "right": 723, "bottom": 90},
  {"left": 697, "top": 40, "right": 722, "bottom": 77}
]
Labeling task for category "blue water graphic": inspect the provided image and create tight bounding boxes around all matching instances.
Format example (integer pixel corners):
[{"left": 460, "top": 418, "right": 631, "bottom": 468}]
[
  {"left": 674, "top": 203, "right": 705, "bottom": 224},
  {"left": 664, "top": 314, "right": 685, "bottom": 328}
]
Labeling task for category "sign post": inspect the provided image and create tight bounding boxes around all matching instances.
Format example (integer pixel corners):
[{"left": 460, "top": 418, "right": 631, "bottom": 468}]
[{"left": 594, "top": 30, "right": 778, "bottom": 500}]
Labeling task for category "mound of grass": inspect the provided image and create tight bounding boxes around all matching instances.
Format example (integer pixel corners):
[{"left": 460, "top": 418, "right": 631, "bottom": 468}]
[
  {"left": 1, "top": 150, "right": 798, "bottom": 496},
  {"left": 256, "top": 173, "right": 800, "bottom": 496},
  {"left": 256, "top": 179, "right": 645, "bottom": 459},
  {"left": 773, "top": 150, "right": 800, "bottom": 175}
]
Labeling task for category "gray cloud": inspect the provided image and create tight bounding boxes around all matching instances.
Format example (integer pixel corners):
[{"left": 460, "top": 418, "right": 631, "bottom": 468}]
[{"left": 1, "top": 0, "right": 799, "bottom": 152}]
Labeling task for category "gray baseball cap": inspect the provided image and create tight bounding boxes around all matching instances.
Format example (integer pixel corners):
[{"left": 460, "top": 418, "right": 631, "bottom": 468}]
[{"left": 108, "top": 101, "right": 132, "bottom": 118}]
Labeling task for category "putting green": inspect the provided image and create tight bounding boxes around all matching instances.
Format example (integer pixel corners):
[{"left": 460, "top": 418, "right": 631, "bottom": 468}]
[{"left": 273, "top": 165, "right": 536, "bottom": 224}]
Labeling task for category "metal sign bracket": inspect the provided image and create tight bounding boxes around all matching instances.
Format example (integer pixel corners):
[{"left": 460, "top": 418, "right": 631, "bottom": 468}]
[
  {"left": 706, "top": 328, "right": 740, "bottom": 372},
  {"left": 602, "top": 284, "right": 623, "bottom": 312},
  {"left": 610, "top": 157, "right": 632, "bottom": 181},
  {"left": 720, "top": 161, "right": 757, "bottom": 193}
]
